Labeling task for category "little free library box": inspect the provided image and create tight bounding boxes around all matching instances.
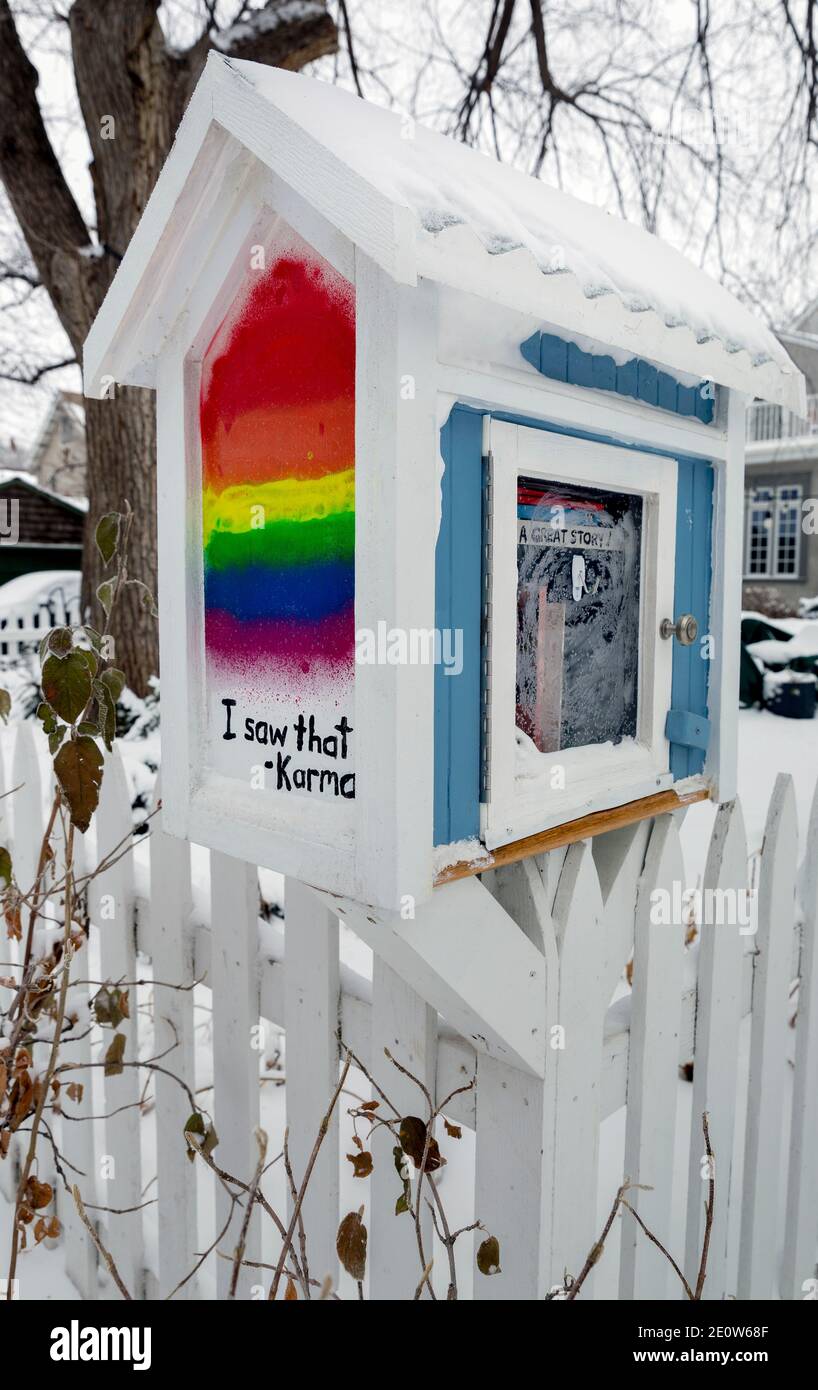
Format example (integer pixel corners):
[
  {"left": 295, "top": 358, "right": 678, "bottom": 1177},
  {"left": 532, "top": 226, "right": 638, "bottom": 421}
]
[{"left": 85, "top": 55, "right": 805, "bottom": 911}]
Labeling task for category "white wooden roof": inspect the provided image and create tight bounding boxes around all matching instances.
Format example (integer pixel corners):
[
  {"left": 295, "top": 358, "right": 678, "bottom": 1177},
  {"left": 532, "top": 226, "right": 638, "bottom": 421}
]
[{"left": 85, "top": 53, "right": 804, "bottom": 412}]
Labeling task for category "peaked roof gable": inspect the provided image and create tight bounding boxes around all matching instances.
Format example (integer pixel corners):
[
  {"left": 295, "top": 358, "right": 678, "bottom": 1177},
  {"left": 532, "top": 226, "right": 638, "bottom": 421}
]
[{"left": 84, "top": 53, "right": 804, "bottom": 413}]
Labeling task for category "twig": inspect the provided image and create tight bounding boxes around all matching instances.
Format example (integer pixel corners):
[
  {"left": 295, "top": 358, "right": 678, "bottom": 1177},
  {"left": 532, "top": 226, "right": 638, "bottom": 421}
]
[
  {"left": 166, "top": 1194, "right": 238, "bottom": 1301},
  {"left": 565, "top": 1180, "right": 634, "bottom": 1300},
  {"left": 414, "top": 1258, "right": 434, "bottom": 1300},
  {"left": 283, "top": 1126, "right": 310, "bottom": 1298},
  {"left": 228, "top": 1128, "right": 267, "bottom": 1299},
  {"left": 268, "top": 1057, "right": 350, "bottom": 1301},
  {"left": 695, "top": 1111, "right": 714, "bottom": 1300},
  {"left": 72, "top": 1184, "right": 132, "bottom": 1300},
  {"left": 620, "top": 1199, "right": 695, "bottom": 1300}
]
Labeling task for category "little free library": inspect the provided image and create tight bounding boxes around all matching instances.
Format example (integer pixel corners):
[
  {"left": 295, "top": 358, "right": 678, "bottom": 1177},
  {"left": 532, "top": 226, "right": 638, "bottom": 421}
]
[{"left": 85, "top": 54, "right": 805, "bottom": 911}]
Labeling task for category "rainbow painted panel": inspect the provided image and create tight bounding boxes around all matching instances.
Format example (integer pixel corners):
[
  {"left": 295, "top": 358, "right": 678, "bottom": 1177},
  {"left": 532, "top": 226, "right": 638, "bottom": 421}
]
[{"left": 200, "top": 251, "right": 355, "bottom": 684}]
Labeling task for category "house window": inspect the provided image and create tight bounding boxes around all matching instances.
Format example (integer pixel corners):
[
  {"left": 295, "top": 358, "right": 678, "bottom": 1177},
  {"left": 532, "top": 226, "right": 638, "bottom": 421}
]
[{"left": 744, "top": 483, "right": 802, "bottom": 578}]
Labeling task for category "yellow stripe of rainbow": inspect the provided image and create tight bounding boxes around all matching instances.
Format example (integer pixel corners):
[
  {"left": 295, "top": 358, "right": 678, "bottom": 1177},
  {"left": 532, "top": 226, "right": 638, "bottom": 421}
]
[{"left": 203, "top": 467, "right": 354, "bottom": 541}]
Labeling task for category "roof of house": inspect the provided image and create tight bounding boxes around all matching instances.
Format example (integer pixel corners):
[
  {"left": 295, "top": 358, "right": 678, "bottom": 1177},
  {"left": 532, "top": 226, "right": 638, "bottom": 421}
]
[
  {"left": 84, "top": 53, "right": 804, "bottom": 413},
  {"left": 26, "top": 390, "right": 85, "bottom": 472},
  {"left": 0, "top": 472, "right": 88, "bottom": 514}
]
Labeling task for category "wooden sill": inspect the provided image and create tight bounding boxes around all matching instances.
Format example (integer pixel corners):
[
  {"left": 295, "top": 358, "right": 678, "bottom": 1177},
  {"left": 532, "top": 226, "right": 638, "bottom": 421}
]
[{"left": 434, "top": 786, "right": 710, "bottom": 887}]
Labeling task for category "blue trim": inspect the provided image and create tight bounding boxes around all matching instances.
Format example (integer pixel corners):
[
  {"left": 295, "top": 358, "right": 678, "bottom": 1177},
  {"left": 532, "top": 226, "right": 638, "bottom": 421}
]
[
  {"left": 521, "top": 330, "right": 715, "bottom": 423},
  {"left": 665, "top": 708, "right": 711, "bottom": 751},
  {"left": 433, "top": 403, "right": 714, "bottom": 845},
  {"left": 669, "top": 453, "right": 713, "bottom": 777},
  {"left": 434, "top": 407, "right": 484, "bottom": 845}
]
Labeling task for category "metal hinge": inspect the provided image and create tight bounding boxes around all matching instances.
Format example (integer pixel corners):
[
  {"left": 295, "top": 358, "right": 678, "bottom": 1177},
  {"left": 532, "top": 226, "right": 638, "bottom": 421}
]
[{"left": 480, "top": 452, "right": 493, "bottom": 799}]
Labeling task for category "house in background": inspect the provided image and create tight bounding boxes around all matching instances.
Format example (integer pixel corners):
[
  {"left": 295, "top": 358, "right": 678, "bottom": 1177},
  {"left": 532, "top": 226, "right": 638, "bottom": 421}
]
[
  {"left": 26, "top": 389, "right": 87, "bottom": 500},
  {"left": 744, "top": 304, "right": 818, "bottom": 614},
  {"left": 0, "top": 473, "right": 85, "bottom": 585},
  {"left": 0, "top": 391, "right": 87, "bottom": 588}
]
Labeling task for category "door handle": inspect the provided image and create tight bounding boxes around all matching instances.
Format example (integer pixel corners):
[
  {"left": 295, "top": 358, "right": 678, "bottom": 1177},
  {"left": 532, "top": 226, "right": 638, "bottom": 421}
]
[{"left": 660, "top": 613, "right": 698, "bottom": 645}]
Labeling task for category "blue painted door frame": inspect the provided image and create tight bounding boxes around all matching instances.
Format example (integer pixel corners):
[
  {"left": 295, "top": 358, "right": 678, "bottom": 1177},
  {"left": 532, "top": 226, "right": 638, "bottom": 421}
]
[{"left": 433, "top": 403, "right": 714, "bottom": 846}]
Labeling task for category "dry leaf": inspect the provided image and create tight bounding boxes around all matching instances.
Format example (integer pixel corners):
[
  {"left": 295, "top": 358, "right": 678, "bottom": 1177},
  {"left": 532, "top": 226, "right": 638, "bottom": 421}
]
[
  {"left": 336, "top": 1207, "right": 367, "bottom": 1282},
  {"left": 26, "top": 1176, "right": 53, "bottom": 1210},
  {"left": 104, "top": 1032, "right": 126, "bottom": 1077},
  {"left": 346, "top": 1150, "right": 373, "bottom": 1179},
  {"left": 476, "top": 1235, "right": 501, "bottom": 1276},
  {"left": 399, "top": 1115, "right": 443, "bottom": 1172},
  {"left": 284, "top": 1277, "right": 298, "bottom": 1301},
  {"left": 443, "top": 1119, "right": 462, "bottom": 1139}
]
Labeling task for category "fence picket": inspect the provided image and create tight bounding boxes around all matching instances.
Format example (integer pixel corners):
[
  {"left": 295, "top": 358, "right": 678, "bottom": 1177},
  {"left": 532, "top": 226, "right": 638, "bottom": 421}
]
[
  {"left": 283, "top": 879, "right": 340, "bottom": 1294},
  {"left": 149, "top": 782, "right": 196, "bottom": 1298},
  {"left": 619, "top": 815, "right": 686, "bottom": 1299},
  {"left": 476, "top": 855, "right": 560, "bottom": 1300},
  {"left": 59, "top": 812, "right": 97, "bottom": 1298},
  {"left": 87, "top": 744, "right": 143, "bottom": 1298},
  {"left": 684, "top": 798, "right": 747, "bottom": 1300},
  {"left": 551, "top": 841, "right": 606, "bottom": 1296},
  {"left": 781, "top": 778, "right": 818, "bottom": 1300},
  {"left": 0, "top": 727, "right": 46, "bottom": 1208},
  {"left": 738, "top": 774, "right": 797, "bottom": 1298},
  {"left": 369, "top": 956, "right": 436, "bottom": 1300},
  {"left": 210, "top": 852, "right": 260, "bottom": 1298},
  {"left": 0, "top": 730, "right": 18, "bottom": 1205}
]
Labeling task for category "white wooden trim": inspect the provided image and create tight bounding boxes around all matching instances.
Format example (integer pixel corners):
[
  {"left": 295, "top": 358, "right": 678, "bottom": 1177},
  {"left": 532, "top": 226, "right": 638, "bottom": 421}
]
[
  {"left": 483, "top": 420, "right": 676, "bottom": 848},
  {"left": 684, "top": 799, "right": 747, "bottom": 1300},
  {"left": 211, "top": 853, "right": 261, "bottom": 1298},
  {"left": 619, "top": 815, "right": 685, "bottom": 1299},
  {"left": 369, "top": 961, "right": 436, "bottom": 1299},
  {"left": 352, "top": 259, "right": 438, "bottom": 907},
  {"left": 283, "top": 878, "right": 340, "bottom": 1291},
  {"left": 314, "top": 877, "right": 548, "bottom": 1078},
  {"left": 738, "top": 774, "right": 796, "bottom": 1298},
  {"left": 705, "top": 390, "right": 746, "bottom": 801},
  {"left": 435, "top": 361, "right": 730, "bottom": 463},
  {"left": 781, "top": 778, "right": 818, "bottom": 1299}
]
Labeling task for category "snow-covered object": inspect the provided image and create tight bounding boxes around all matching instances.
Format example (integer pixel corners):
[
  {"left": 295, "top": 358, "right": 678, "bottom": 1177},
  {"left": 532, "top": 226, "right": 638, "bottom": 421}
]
[
  {"left": 763, "top": 668, "right": 817, "bottom": 702},
  {"left": 748, "top": 622, "right": 818, "bottom": 669},
  {"left": 84, "top": 54, "right": 803, "bottom": 411},
  {"left": 78, "top": 46, "right": 774, "bottom": 907},
  {"left": 0, "top": 568, "right": 80, "bottom": 625}
]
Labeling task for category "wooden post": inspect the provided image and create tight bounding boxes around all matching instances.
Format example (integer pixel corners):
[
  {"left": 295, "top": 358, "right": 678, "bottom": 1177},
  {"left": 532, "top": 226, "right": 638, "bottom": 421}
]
[
  {"left": 150, "top": 779, "right": 197, "bottom": 1298},
  {"left": 684, "top": 799, "right": 747, "bottom": 1299},
  {"left": 369, "top": 958, "right": 436, "bottom": 1299},
  {"left": 88, "top": 745, "right": 143, "bottom": 1299},
  {"left": 211, "top": 852, "right": 261, "bottom": 1298},
  {"left": 283, "top": 878, "right": 340, "bottom": 1293}
]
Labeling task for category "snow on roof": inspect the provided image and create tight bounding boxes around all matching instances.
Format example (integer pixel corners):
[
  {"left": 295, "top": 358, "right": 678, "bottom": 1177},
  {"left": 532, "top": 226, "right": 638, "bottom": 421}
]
[
  {"left": 0, "top": 469, "right": 88, "bottom": 512},
  {"left": 84, "top": 53, "right": 804, "bottom": 412}
]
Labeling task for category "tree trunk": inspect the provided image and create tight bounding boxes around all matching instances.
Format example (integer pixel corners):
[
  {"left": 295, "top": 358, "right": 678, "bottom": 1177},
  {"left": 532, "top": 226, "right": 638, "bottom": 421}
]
[
  {"left": 0, "top": 0, "right": 337, "bottom": 697},
  {"left": 83, "top": 390, "right": 158, "bottom": 693}
]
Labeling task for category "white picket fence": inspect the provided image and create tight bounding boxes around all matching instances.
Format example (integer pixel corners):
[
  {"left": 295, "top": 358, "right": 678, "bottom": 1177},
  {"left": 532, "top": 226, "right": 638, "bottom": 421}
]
[
  {"left": 0, "top": 583, "right": 82, "bottom": 659},
  {"left": 1, "top": 720, "right": 817, "bottom": 1301}
]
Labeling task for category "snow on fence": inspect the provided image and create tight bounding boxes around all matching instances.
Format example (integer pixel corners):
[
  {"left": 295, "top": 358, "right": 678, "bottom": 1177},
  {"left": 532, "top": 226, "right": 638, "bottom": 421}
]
[
  {"left": 0, "top": 581, "right": 82, "bottom": 659},
  {"left": 1, "top": 720, "right": 817, "bottom": 1301}
]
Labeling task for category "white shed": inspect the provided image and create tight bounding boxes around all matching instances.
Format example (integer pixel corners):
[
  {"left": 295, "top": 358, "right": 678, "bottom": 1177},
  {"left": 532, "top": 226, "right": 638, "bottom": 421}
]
[{"left": 84, "top": 54, "right": 804, "bottom": 909}]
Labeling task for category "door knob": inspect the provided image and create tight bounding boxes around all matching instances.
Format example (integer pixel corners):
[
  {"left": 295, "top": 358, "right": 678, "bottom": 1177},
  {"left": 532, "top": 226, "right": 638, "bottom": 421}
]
[{"left": 660, "top": 613, "right": 698, "bottom": 645}]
